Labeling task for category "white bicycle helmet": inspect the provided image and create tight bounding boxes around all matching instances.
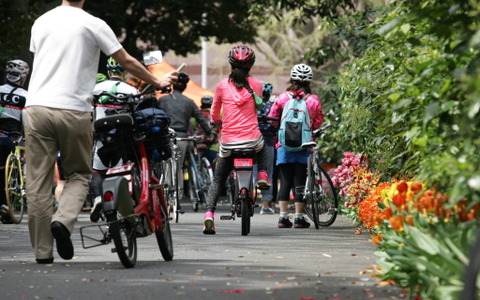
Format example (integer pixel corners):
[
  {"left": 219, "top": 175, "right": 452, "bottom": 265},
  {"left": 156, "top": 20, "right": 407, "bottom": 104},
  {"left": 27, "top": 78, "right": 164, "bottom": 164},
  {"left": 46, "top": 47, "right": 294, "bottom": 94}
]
[
  {"left": 5, "top": 59, "right": 29, "bottom": 83},
  {"left": 290, "top": 64, "right": 313, "bottom": 82}
]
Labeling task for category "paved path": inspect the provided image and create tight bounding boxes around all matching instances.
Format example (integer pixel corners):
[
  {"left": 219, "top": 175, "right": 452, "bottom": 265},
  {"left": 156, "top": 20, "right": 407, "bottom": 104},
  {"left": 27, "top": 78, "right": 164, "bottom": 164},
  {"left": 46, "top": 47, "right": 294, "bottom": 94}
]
[{"left": 0, "top": 204, "right": 403, "bottom": 300}]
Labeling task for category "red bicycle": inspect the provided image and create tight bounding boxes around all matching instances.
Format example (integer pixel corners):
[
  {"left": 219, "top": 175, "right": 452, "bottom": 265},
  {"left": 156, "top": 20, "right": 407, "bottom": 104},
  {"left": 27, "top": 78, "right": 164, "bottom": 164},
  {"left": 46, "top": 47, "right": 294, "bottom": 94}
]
[{"left": 80, "top": 85, "right": 173, "bottom": 268}]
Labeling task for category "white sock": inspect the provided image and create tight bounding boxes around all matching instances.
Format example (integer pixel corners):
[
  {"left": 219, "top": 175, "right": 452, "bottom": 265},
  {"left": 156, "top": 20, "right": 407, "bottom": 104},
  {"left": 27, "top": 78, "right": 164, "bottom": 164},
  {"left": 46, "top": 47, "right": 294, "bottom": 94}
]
[
  {"left": 295, "top": 213, "right": 304, "bottom": 219},
  {"left": 280, "top": 212, "right": 288, "bottom": 219}
]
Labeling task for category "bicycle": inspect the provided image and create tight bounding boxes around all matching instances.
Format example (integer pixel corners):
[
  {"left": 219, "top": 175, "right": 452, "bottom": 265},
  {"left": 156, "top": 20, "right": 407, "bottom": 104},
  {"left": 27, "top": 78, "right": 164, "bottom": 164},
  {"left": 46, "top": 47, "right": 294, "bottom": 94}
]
[
  {"left": 79, "top": 85, "right": 173, "bottom": 268},
  {"left": 4, "top": 131, "right": 26, "bottom": 224},
  {"left": 298, "top": 124, "right": 339, "bottom": 229},
  {"left": 177, "top": 135, "right": 214, "bottom": 212},
  {"left": 153, "top": 128, "right": 183, "bottom": 223},
  {"left": 220, "top": 116, "right": 278, "bottom": 236}
]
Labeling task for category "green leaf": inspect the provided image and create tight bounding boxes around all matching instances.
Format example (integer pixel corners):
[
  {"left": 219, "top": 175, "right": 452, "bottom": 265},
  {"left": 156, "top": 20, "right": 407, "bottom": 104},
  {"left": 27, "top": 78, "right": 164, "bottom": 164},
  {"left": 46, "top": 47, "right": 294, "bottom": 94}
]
[
  {"left": 375, "top": 18, "right": 401, "bottom": 36},
  {"left": 408, "top": 227, "right": 440, "bottom": 255}
]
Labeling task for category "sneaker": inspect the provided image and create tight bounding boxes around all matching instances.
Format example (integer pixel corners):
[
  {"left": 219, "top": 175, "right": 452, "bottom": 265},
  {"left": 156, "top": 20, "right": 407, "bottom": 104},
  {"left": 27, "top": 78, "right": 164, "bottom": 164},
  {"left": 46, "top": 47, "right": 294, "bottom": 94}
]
[
  {"left": 256, "top": 171, "right": 271, "bottom": 189},
  {"left": 51, "top": 221, "right": 74, "bottom": 260},
  {"left": 90, "top": 196, "right": 103, "bottom": 223},
  {"left": 0, "top": 205, "right": 13, "bottom": 224},
  {"left": 203, "top": 211, "right": 216, "bottom": 235},
  {"left": 277, "top": 217, "right": 293, "bottom": 228},
  {"left": 294, "top": 217, "right": 311, "bottom": 228},
  {"left": 260, "top": 207, "right": 275, "bottom": 215}
]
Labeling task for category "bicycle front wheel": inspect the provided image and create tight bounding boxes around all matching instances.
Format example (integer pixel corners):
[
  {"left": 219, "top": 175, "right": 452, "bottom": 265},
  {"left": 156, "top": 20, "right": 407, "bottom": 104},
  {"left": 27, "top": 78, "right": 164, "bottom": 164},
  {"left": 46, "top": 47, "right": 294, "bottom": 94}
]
[
  {"left": 155, "top": 190, "right": 174, "bottom": 261},
  {"left": 315, "top": 162, "right": 339, "bottom": 227},
  {"left": 106, "top": 212, "right": 137, "bottom": 268},
  {"left": 5, "top": 154, "right": 25, "bottom": 224}
]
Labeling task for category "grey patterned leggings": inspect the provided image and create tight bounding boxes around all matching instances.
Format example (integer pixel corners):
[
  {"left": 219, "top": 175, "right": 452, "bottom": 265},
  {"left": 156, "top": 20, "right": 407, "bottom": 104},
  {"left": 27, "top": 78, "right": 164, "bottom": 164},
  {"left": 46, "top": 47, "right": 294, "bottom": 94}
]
[{"left": 205, "top": 145, "right": 269, "bottom": 212}]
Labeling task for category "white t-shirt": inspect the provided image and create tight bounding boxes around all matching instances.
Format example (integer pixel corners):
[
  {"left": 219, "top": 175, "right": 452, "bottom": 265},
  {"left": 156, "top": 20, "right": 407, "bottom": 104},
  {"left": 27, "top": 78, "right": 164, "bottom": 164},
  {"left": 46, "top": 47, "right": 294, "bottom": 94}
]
[{"left": 27, "top": 6, "right": 123, "bottom": 112}]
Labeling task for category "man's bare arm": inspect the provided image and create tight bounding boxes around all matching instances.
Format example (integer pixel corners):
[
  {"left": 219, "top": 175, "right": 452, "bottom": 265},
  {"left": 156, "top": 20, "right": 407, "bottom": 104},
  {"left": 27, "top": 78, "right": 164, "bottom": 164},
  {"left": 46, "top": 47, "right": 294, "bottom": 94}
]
[{"left": 111, "top": 48, "right": 177, "bottom": 89}]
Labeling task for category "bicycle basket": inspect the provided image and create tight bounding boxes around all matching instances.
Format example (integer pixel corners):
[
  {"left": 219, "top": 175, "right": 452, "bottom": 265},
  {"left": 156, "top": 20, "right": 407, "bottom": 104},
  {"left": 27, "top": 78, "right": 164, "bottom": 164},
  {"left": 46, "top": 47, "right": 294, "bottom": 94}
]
[{"left": 134, "top": 108, "right": 172, "bottom": 161}]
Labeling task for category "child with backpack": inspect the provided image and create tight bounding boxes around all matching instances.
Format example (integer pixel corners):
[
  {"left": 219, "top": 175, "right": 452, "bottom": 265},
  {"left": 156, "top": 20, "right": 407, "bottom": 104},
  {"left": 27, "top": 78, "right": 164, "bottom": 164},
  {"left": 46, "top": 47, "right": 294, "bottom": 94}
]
[{"left": 268, "top": 64, "right": 324, "bottom": 228}]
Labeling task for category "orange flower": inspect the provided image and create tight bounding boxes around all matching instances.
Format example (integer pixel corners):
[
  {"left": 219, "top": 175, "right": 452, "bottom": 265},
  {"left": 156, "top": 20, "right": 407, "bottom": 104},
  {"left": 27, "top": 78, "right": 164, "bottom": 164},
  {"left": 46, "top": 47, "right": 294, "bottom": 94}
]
[
  {"left": 397, "top": 181, "right": 408, "bottom": 193},
  {"left": 392, "top": 192, "right": 406, "bottom": 209},
  {"left": 389, "top": 216, "right": 404, "bottom": 232},
  {"left": 371, "top": 233, "right": 383, "bottom": 245},
  {"left": 410, "top": 182, "right": 423, "bottom": 194},
  {"left": 405, "top": 215, "right": 414, "bottom": 226}
]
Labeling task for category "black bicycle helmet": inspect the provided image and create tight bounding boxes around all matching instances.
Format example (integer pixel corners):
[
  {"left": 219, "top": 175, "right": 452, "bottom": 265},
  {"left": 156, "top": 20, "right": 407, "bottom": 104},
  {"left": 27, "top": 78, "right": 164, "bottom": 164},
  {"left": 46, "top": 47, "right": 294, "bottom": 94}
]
[
  {"left": 177, "top": 72, "right": 190, "bottom": 84},
  {"left": 228, "top": 45, "right": 255, "bottom": 69},
  {"left": 201, "top": 95, "right": 213, "bottom": 109}
]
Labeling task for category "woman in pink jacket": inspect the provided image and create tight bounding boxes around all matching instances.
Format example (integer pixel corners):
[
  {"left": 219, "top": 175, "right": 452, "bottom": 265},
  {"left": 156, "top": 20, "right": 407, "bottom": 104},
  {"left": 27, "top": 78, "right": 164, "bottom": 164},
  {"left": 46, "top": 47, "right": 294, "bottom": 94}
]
[
  {"left": 268, "top": 64, "right": 324, "bottom": 229},
  {"left": 203, "top": 45, "right": 271, "bottom": 234}
]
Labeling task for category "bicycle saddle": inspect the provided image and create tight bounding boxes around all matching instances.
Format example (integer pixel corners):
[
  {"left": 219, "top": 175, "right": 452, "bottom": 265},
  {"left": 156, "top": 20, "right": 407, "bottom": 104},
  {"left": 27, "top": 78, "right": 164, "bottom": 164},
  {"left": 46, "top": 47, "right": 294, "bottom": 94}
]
[
  {"left": 301, "top": 142, "right": 317, "bottom": 149},
  {"left": 231, "top": 148, "right": 256, "bottom": 157},
  {"left": 94, "top": 114, "right": 133, "bottom": 132}
]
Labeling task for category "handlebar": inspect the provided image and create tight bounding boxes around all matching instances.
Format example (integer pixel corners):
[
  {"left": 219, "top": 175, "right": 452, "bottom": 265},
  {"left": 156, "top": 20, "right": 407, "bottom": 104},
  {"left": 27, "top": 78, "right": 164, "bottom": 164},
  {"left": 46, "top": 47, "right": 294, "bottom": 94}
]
[
  {"left": 313, "top": 124, "right": 331, "bottom": 138},
  {"left": 257, "top": 115, "right": 279, "bottom": 123},
  {"left": 176, "top": 135, "right": 205, "bottom": 143}
]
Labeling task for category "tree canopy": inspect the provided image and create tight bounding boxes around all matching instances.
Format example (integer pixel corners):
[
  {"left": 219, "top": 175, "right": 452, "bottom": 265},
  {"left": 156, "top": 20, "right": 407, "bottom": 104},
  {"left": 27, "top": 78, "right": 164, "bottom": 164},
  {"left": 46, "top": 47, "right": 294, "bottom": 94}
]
[{"left": 0, "top": 0, "right": 258, "bottom": 77}]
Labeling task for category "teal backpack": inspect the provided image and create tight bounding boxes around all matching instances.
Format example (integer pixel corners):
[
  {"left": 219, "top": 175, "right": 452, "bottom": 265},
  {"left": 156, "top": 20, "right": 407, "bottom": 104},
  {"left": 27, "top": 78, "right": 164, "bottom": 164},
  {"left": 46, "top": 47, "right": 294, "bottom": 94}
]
[{"left": 278, "top": 93, "right": 311, "bottom": 152}]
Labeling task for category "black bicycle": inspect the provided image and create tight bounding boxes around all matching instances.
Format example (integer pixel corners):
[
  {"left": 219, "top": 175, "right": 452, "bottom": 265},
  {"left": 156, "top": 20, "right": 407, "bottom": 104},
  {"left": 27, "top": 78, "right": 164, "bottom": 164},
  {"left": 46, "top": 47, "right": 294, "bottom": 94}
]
[{"left": 299, "top": 124, "right": 339, "bottom": 228}]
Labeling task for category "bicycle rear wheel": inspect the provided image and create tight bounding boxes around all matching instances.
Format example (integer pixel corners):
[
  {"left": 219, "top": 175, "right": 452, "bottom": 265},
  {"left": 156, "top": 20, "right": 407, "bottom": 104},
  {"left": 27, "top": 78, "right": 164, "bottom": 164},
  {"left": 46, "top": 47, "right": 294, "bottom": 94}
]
[
  {"left": 168, "top": 158, "right": 180, "bottom": 223},
  {"left": 200, "top": 157, "right": 213, "bottom": 196},
  {"left": 315, "top": 162, "right": 339, "bottom": 227},
  {"left": 155, "top": 190, "right": 174, "bottom": 261},
  {"left": 106, "top": 211, "right": 137, "bottom": 268},
  {"left": 304, "top": 163, "right": 319, "bottom": 229},
  {"left": 5, "top": 154, "right": 25, "bottom": 224},
  {"left": 241, "top": 200, "right": 251, "bottom": 236}
]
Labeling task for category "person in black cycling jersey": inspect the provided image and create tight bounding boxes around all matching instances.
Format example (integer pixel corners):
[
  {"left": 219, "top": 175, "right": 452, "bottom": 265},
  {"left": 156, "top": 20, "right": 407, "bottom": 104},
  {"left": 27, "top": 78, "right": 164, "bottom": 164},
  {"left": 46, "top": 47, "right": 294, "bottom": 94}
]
[
  {"left": 158, "top": 72, "right": 212, "bottom": 202},
  {"left": 89, "top": 57, "right": 140, "bottom": 223},
  {"left": 0, "top": 59, "right": 29, "bottom": 224}
]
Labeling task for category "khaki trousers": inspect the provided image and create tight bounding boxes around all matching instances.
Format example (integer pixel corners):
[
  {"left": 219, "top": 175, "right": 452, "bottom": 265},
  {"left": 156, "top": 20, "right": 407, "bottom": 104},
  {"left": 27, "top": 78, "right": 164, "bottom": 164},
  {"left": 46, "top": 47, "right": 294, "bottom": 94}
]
[{"left": 25, "top": 106, "right": 92, "bottom": 260}]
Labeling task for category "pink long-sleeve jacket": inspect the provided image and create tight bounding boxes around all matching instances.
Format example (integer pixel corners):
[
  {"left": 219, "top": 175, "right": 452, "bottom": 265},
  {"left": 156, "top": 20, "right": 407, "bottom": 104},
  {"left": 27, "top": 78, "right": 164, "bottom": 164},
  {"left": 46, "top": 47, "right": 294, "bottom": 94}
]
[
  {"left": 268, "top": 90, "right": 324, "bottom": 148},
  {"left": 211, "top": 77, "right": 263, "bottom": 144}
]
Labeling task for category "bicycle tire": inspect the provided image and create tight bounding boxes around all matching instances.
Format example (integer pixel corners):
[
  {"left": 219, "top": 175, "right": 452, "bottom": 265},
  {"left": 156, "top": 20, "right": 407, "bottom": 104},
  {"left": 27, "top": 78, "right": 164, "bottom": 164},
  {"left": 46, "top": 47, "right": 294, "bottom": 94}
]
[
  {"left": 315, "top": 162, "right": 339, "bottom": 227},
  {"left": 241, "top": 200, "right": 250, "bottom": 236},
  {"left": 305, "top": 158, "right": 320, "bottom": 229},
  {"left": 188, "top": 163, "right": 200, "bottom": 212},
  {"left": 155, "top": 191, "right": 174, "bottom": 261},
  {"left": 169, "top": 158, "right": 180, "bottom": 223},
  {"left": 5, "top": 154, "right": 25, "bottom": 224},
  {"left": 200, "top": 157, "right": 213, "bottom": 196},
  {"left": 106, "top": 212, "right": 137, "bottom": 268}
]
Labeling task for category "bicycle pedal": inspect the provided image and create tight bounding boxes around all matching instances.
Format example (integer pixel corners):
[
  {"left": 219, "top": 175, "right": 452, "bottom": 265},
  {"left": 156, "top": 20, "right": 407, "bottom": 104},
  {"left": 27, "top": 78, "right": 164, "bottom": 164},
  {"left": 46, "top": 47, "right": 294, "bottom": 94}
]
[
  {"left": 177, "top": 209, "right": 185, "bottom": 214},
  {"left": 111, "top": 248, "right": 117, "bottom": 253},
  {"left": 220, "top": 215, "right": 233, "bottom": 220}
]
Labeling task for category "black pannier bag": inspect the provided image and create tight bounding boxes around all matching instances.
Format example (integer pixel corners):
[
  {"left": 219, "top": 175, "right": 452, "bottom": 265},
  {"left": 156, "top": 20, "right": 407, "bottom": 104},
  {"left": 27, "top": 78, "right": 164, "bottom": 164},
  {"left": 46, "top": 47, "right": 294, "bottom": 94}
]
[{"left": 134, "top": 107, "right": 172, "bottom": 161}]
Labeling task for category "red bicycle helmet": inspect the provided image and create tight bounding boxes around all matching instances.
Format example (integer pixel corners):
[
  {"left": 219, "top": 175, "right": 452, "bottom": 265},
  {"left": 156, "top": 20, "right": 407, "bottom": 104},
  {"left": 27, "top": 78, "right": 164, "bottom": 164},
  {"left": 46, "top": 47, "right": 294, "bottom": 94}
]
[{"left": 228, "top": 45, "right": 255, "bottom": 68}]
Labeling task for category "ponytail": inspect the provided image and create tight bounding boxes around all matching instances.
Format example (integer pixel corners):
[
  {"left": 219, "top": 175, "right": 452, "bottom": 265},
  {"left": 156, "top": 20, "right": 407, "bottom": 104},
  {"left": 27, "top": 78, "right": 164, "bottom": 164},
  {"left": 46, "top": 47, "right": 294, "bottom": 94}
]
[{"left": 228, "top": 67, "right": 250, "bottom": 89}]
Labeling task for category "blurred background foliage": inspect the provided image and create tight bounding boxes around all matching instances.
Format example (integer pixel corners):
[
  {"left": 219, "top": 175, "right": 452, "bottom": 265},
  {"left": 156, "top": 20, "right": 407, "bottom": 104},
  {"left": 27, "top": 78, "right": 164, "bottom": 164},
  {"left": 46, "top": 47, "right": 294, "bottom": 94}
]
[{"left": 1, "top": 0, "right": 480, "bottom": 205}]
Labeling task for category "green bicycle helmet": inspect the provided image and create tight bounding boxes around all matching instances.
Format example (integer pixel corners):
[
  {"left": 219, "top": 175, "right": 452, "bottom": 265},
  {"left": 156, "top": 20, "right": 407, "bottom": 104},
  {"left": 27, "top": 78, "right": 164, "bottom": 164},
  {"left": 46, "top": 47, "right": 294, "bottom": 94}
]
[
  {"left": 96, "top": 73, "right": 108, "bottom": 83},
  {"left": 106, "top": 57, "right": 125, "bottom": 75}
]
